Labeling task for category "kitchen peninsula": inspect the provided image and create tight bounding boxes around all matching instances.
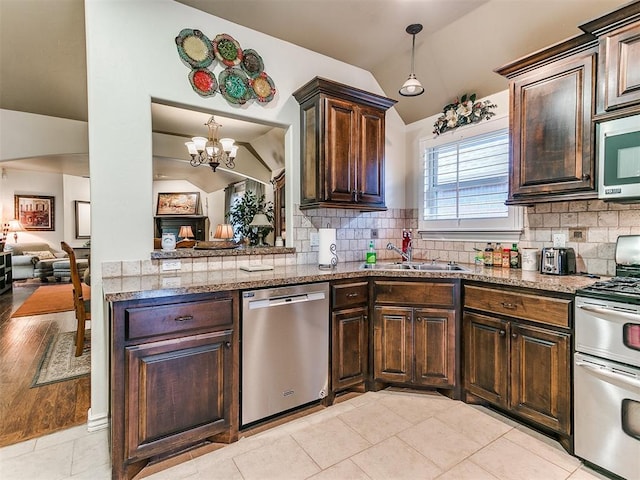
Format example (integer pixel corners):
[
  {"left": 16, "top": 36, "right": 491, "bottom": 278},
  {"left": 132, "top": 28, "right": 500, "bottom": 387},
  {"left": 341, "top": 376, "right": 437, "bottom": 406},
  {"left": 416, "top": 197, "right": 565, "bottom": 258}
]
[{"left": 105, "top": 258, "right": 599, "bottom": 479}]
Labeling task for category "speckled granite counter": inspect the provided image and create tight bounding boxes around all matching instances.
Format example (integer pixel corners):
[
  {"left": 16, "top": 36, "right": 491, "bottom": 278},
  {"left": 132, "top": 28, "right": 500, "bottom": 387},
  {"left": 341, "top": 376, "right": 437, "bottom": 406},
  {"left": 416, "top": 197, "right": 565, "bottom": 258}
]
[{"left": 103, "top": 262, "right": 607, "bottom": 302}]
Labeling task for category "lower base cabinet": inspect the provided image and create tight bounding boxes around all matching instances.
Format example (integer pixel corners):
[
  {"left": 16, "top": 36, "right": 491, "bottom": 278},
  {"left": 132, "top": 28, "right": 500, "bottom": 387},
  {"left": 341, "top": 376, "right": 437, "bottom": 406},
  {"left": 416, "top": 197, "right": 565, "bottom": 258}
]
[
  {"left": 463, "top": 284, "right": 572, "bottom": 450},
  {"left": 373, "top": 280, "right": 459, "bottom": 392},
  {"left": 110, "top": 291, "right": 239, "bottom": 480}
]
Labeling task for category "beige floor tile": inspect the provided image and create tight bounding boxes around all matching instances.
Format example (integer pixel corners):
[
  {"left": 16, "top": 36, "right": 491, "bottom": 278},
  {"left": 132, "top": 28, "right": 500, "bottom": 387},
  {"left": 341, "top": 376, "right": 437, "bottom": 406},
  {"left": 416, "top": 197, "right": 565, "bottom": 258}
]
[
  {"left": 567, "top": 466, "right": 614, "bottom": 480},
  {"left": 435, "top": 459, "right": 500, "bottom": 480},
  {"left": 343, "top": 391, "right": 381, "bottom": 408},
  {"left": 398, "top": 417, "right": 483, "bottom": 471},
  {"left": 70, "top": 429, "right": 110, "bottom": 476},
  {"left": 378, "top": 391, "right": 454, "bottom": 424},
  {"left": 67, "top": 462, "right": 111, "bottom": 479},
  {"left": 194, "top": 456, "right": 243, "bottom": 479},
  {"left": 33, "top": 424, "right": 89, "bottom": 450},
  {"left": 0, "top": 440, "right": 73, "bottom": 480},
  {"left": 0, "top": 438, "right": 36, "bottom": 461},
  {"left": 435, "top": 403, "right": 513, "bottom": 446},
  {"left": 144, "top": 457, "right": 199, "bottom": 480},
  {"left": 306, "top": 459, "right": 372, "bottom": 480},
  {"left": 292, "top": 417, "right": 371, "bottom": 469},
  {"left": 505, "top": 428, "right": 580, "bottom": 473},
  {"left": 351, "top": 436, "right": 442, "bottom": 480},
  {"left": 470, "top": 437, "right": 570, "bottom": 480},
  {"left": 232, "top": 435, "right": 320, "bottom": 480},
  {"left": 337, "top": 399, "right": 412, "bottom": 444}
]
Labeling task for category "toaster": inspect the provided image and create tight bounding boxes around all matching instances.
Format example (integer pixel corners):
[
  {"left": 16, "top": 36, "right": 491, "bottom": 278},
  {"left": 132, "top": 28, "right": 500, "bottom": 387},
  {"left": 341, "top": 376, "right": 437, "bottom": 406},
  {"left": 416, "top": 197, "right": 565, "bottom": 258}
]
[{"left": 541, "top": 247, "right": 576, "bottom": 275}]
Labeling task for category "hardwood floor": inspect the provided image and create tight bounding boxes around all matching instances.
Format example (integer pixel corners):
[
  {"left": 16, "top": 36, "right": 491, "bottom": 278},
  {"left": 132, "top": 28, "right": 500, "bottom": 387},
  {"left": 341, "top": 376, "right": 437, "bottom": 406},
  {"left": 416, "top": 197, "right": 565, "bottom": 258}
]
[{"left": 0, "top": 283, "right": 90, "bottom": 447}]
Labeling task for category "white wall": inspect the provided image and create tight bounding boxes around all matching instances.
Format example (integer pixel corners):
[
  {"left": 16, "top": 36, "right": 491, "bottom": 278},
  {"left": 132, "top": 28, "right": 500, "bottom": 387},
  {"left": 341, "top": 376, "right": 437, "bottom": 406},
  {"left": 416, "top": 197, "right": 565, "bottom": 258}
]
[{"left": 84, "top": 0, "right": 406, "bottom": 428}]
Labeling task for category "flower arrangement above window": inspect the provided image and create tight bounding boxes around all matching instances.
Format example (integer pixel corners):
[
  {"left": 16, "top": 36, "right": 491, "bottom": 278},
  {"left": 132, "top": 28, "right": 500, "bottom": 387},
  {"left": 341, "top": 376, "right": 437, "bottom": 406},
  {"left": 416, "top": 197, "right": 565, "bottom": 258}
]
[{"left": 433, "top": 94, "right": 497, "bottom": 136}]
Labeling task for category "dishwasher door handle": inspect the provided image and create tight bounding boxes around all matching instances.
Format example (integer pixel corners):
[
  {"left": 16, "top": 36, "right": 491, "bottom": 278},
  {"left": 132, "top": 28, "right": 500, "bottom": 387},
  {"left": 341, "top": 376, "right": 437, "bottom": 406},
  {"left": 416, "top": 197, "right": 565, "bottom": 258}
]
[{"left": 248, "top": 292, "right": 326, "bottom": 310}]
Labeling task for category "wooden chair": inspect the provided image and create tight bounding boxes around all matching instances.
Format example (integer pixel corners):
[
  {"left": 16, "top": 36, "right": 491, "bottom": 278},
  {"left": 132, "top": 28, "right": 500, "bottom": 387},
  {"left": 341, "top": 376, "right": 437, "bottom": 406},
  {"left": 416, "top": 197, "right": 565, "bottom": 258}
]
[{"left": 60, "top": 242, "right": 91, "bottom": 356}]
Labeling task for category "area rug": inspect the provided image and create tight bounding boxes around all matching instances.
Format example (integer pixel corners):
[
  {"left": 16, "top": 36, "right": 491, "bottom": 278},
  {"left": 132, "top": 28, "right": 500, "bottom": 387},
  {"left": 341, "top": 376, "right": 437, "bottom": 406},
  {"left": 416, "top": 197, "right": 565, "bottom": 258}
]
[
  {"left": 11, "top": 284, "right": 90, "bottom": 318},
  {"left": 31, "top": 330, "right": 91, "bottom": 387}
]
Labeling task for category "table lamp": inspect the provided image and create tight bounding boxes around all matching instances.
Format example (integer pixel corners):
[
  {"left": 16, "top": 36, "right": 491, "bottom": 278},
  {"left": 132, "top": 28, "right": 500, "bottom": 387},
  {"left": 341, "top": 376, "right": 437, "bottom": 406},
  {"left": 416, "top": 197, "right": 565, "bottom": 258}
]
[
  {"left": 214, "top": 223, "right": 234, "bottom": 240},
  {"left": 7, "top": 219, "right": 24, "bottom": 243},
  {"left": 249, "top": 213, "right": 271, "bottom": 247},
  {"left": 178, "top": 225, "right": 194, "bottom": 240}
]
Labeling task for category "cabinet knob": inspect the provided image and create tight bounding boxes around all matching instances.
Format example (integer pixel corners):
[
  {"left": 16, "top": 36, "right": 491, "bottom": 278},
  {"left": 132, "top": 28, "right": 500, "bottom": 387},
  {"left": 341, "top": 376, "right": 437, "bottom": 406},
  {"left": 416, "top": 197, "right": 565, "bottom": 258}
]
[
  {"left": 224, "top": 341, "right": 231, "bottom": 349},
  {"left": 174, "top": 315, "right": 194, "bottom": 322},
  {"left": 582, "top": 173, "right": 591, "bottom": 182},
  {"left": 499, "top": 330, "right": 506, "bottom": 336},
  {"left": 511, "top": 333, "right": 518, "bottom": 339},
  {"left": 416, "top": 317, "right": 422, "bottom": 322}
]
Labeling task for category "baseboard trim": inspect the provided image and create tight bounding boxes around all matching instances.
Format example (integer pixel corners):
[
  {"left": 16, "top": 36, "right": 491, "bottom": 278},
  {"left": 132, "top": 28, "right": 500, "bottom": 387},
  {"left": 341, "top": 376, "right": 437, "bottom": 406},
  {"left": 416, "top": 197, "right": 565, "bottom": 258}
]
[{"left": 87, "top": 408, "right": 108, "bottom": 432}]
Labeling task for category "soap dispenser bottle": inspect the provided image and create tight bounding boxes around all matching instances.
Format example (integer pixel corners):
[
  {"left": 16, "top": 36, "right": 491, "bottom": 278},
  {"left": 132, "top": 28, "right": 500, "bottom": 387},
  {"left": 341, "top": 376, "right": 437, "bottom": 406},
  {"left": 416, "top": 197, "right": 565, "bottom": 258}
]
[{"left": 366, "top": 240, "right": 377, "bottom": 265}]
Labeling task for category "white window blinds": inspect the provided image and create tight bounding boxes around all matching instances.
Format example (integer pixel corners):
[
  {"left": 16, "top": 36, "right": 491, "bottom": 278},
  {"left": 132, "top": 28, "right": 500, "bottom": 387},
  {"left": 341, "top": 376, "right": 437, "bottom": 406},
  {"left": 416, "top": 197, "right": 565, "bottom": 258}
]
[{"left": 423, "top": 129, "right": 509, "bottom": 221}]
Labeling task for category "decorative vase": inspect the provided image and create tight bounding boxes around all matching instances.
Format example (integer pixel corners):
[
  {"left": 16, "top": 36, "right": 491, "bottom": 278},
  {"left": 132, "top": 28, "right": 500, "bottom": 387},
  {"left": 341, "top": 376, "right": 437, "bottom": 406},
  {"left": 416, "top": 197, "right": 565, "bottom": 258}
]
[{"left": 161, "top": 233, "right": 176, "bottom": 251}]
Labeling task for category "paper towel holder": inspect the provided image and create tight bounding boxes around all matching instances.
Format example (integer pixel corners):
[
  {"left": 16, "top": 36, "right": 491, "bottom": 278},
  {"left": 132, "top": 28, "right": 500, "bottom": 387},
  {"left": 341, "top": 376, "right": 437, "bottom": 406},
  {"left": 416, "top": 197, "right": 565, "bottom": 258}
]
[{"left": 319, "top": 243, "right": 337, "bottom": 270}]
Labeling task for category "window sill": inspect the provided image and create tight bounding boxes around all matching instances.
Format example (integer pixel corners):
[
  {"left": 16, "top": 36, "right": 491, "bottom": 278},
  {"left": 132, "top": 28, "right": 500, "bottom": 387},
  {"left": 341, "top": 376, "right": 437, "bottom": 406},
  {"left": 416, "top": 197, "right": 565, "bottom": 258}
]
[{"left": 418, "top": 229, "right": 523, "bottom": 243}]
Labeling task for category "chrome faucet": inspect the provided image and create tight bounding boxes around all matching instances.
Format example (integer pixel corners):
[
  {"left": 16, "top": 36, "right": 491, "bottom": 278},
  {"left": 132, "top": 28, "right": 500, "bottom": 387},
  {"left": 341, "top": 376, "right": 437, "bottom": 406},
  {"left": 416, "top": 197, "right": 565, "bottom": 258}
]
[{"left": 387, "top": 242, "right": 412, "bottom": 262}]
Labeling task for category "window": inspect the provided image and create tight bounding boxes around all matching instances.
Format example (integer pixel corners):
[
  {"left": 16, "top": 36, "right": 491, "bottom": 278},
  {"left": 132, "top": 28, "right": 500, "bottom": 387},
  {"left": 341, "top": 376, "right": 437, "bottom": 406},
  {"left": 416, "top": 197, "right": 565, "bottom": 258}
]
[{"left": 419, "top": 117, "right": 522, "bottom": 241}]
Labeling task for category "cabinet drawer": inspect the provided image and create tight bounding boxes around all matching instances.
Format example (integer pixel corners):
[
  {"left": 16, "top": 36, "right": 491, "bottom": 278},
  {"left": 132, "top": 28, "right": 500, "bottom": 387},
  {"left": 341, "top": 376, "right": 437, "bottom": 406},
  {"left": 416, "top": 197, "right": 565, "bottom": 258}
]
[
  {"left": 332, "top": 281, "right": 368, "bottom": 309},
  {"left": 464, "top": 285, "right": 571, "bottom": 328},
  {"left": 126, "top": 297, "right": 233, "bottom": 341},
  {"left": 375, "top": 281, "right": 455, "bottom": 307}
]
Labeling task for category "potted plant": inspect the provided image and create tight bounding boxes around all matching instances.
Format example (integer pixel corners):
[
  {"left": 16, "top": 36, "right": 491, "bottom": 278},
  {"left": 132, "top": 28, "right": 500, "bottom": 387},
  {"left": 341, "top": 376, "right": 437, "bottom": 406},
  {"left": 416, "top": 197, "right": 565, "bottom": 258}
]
[{"left": 226, "top": 191, "right": 274, "bottom": 246}]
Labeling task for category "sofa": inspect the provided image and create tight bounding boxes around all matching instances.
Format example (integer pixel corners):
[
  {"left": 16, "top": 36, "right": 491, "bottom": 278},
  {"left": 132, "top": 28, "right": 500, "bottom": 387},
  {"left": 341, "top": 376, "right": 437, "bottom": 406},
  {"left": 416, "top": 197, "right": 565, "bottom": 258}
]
[{"left": 4, "top": 242, "right": 67, "bottom": 281}]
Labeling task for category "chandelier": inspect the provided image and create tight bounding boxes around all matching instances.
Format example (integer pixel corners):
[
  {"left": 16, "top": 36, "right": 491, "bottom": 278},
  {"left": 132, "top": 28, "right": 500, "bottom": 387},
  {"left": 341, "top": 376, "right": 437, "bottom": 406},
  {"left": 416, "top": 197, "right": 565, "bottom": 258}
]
[{"left": 185, "top": 116, "right": 238, "bottom": 172}]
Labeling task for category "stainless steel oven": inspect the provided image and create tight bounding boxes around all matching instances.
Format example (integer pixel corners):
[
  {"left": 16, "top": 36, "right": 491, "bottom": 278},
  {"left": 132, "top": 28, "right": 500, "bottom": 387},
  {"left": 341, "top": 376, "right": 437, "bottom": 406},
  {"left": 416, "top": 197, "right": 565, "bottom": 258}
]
[{"left": 574, "top": 235, "right": 640, "bottom": 479}]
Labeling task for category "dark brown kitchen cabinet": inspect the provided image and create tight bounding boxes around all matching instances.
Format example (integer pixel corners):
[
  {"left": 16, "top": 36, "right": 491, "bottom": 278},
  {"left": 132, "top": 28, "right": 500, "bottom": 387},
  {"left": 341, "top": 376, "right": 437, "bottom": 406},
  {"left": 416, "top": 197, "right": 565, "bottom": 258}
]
[
  {"left": 373, "top": 280, "right": 459, "bottom": 393},
  {"left": 463, "top": 284, "right": 572, "bottom": 451},
  {"left": 331, "top": 280, "right": 369, "bottom": 393},
  {"left": 580, "top": 3, "right": 640, "bottom": 115},
  {"left": 293, "top": 77, "right": 396, "bottom": 211},
  {"left": 110, "top": 291, "right": 239, "bottom": 480},
  {"left": 496, "top": 34, "right": 598, "bottom": 204}
]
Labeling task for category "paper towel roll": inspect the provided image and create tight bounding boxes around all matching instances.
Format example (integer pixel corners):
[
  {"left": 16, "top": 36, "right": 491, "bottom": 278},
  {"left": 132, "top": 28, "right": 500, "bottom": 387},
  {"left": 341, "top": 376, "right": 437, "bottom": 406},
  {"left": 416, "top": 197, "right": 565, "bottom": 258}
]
[{"left": 318, "top": 228, "right": 337, "bottom": 269}]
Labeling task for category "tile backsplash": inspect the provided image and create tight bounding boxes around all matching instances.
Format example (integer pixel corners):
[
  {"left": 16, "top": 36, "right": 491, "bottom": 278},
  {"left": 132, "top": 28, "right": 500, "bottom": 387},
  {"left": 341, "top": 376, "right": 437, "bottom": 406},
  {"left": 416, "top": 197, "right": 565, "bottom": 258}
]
[{"left": 104, "top": 200, "right": 639, "bottom": 278}]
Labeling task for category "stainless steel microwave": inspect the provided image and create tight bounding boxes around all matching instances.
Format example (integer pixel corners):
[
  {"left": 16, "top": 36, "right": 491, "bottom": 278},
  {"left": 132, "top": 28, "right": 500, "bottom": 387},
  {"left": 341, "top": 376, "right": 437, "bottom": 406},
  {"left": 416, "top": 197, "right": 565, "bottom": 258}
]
[{"left": 598, "top": 114, "right": 640, "bottom": 201}]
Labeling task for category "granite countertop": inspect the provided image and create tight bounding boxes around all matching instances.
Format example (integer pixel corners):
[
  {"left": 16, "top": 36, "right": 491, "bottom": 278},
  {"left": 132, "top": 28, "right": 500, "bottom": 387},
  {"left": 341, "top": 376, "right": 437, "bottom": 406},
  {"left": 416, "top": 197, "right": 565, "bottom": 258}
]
[{"left": 103, "top": 261, "right": 607, "bottom": 302}]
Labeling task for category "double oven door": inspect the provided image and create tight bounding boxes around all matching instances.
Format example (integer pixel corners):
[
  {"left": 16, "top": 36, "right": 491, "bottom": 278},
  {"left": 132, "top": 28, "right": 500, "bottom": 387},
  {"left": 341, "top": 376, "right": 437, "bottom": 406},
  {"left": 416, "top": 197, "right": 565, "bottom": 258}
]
[{"left": 574, "top": 296, "right": 640, "bottom": 480}]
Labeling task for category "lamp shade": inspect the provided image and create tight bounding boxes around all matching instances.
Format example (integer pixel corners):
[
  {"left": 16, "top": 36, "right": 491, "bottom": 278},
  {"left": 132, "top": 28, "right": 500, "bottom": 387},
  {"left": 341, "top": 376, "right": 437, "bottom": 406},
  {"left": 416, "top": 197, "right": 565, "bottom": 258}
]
[
  {"left": 399, "top": 74, "right": 424, "bottom": 97},
  {"left": 7, "top": 219, "right": 24, "bottom": 232},
  {"left": 214, "top": 223, "right": 234, "bottom": 239},
  {"left": 249, "top": 213, "right": 271, "bottom": 227},
  {"left": 178, "top": 225, "right": 194, "bottom": 239}
]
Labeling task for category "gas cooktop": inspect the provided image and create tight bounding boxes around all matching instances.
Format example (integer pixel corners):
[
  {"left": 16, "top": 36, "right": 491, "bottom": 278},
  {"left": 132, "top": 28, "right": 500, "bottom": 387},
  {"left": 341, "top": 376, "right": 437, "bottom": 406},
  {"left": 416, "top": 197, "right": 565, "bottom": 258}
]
[{"left": 577, "top": 276, "right": 640, "bottom": 304}]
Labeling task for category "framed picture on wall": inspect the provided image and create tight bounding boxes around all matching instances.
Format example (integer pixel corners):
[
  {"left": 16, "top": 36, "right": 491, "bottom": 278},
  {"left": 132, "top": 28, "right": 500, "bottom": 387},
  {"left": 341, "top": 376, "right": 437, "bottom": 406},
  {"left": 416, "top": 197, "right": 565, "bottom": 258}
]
[
  {"left": 75, "top": 200, "right": 91, "bottom": 239},
  {"left": 14, "top": 194, "right": 55, "bottom": 231},
  {"left": 156, "top": 192, "right": 200, "bottom": 215}
]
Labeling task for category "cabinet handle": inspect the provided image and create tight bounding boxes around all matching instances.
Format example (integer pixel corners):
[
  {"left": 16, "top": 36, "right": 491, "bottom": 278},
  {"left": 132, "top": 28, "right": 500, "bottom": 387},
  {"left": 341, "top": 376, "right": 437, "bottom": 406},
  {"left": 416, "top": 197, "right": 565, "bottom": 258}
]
[
  {"left": 501, "top": 302, "right": 517, "bottom": 310},
  {"left": 224, "top": 341, "right": 231, "bottom": 349},
  {"left": 582, "top": 173, "right": 591, "bottom": 182},
  {"left": 346, "top": 293, "right": 359, "bottom": 298},
  {"left": 511, "top": 333, "right": 518, "bottom": 339},
  {"left": 174, "top": 315, "right": 194, "bottom": 322},
  {"left": 499, "top": 330, "right": 506, "bottom": 336}
]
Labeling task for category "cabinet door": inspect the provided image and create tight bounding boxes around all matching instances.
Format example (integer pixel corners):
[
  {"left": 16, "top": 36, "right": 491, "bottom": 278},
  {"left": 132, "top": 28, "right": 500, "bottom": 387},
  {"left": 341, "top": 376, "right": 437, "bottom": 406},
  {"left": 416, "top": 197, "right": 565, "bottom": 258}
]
[
  {"left": 463, "top": 312, "right": 508, "bottom": 408},
  {"left": 414, "top": 308, "right": 456, "bottom": 387},
  {"left": 600, "top": 22, "right": 640, "bottom": 112},
  {"left": 373, "top": 306, "right": 412, "bottom": 384},
  {"left": 509, "top": 323, "right": 571, "bottom": 435},
  {"left": 325, "top": 97, "right": 358, "bottom": 203},
  {"left": 125, "top": 330, "right": 232, "bottom": 461},
  {"left": 510, "top": 51, "right": 595, "bottom": 199},
  {"left": 332, "top": 306, "right": 368, "bottom": 392},
  {"left": 357, "top": 106, "right": 385, "bottom": 206}
]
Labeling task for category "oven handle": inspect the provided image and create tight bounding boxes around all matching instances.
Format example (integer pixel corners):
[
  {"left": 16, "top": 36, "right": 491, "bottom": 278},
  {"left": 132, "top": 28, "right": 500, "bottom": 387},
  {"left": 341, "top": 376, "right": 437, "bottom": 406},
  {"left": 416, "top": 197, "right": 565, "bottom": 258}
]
[
  {"left": 577, "top": 304, "right": 639, "bottom": 322},
  {"left": 575, "top": 360, "right": 640, "bottom": 389}
]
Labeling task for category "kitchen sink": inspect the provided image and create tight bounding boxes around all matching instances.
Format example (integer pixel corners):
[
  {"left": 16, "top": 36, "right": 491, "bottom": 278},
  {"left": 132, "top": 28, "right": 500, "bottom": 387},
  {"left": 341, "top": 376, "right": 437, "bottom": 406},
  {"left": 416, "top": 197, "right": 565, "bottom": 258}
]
[{"left": 361, "top": 262, "right": 470, "bottom": 272}]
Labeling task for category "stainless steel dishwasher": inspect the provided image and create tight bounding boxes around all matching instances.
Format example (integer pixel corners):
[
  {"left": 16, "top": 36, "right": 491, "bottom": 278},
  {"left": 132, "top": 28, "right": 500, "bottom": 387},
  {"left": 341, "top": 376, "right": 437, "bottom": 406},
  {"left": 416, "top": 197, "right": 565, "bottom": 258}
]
[{"left": 241, "top": 282, "right": 330, "bottom": 426}]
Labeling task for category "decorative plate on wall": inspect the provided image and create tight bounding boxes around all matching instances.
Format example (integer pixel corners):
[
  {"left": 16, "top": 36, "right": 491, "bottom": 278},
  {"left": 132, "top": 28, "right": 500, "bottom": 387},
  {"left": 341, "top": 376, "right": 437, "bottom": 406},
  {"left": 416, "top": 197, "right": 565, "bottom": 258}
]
[
  {"left": 249, "top": 72, "right": 276, "bottom": 103},
  {"left": 175, "top": 29, "right": 214, "bottom": 69},
  {"left": 218, "top": 68, "right": 252, "bottom": 104},
  {"left": 213, "top": 34, "right": 243, "bottom": 67},
  {"left": 241, "top": 49, "right": 264, "bottom": 78},
  {"left": 189, "top": 68, "right": 218, "bottom": 97}
]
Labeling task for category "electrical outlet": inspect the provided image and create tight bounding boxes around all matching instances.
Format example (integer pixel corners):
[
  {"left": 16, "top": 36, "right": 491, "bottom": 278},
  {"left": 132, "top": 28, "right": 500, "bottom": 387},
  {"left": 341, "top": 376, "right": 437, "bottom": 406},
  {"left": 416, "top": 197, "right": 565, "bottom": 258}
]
[
  {"left": 310, "top": 232, "right": 319, "bottom": 247},
  {"left": 552, "top": 233, "right": 566, "bottom": 248},
  {"left": 569, "top": 228, "right": 587, "bottom": 243},
  {"left": 371, "top": 229, "right": 379, "bottom": 239},
  {"left": 162, "top": 259, "right": 181, "bottom": 271}
]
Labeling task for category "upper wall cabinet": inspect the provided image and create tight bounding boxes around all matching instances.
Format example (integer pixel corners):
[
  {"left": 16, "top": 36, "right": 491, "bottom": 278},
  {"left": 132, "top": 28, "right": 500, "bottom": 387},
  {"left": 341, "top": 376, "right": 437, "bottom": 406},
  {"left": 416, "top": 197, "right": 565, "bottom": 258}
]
[
  {"left": 293, "top": 77, "right": 396, "bottom": 211},
  {"left": 496, "top": 34, "right": 598, "bottom": 205},
  {"left": 580, "top": 2, "right": 640, "bottom": 116}
]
